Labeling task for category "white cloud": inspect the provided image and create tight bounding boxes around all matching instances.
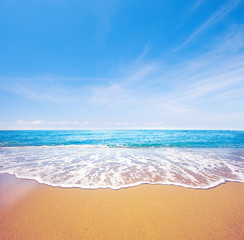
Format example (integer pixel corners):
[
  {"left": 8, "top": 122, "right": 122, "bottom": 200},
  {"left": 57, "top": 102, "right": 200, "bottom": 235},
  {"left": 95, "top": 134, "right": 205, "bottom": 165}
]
[
  {"left": 0, "top": 78, "right": 76, "bottom": 103},
  {"left": 187, "top": 0, "right": 208, "bottom": 13},
  {"left": 16, "top": 120, "right": 43, "bottom": 125},
  {"left": 214, "top": 24, "right": 244, "bottom": 54},
  {"left": 15, "top": 120, "right": 89, "bottom": 128},
  {"left": 85, "top": 25, "right": 244, "bottom": 128},
  {"left": 180, "top": 0, "right": 241, "bottom": 48},
  {"left": 1, "top": 23, "right": 244, "bottom": 129},
  {"left": 89, "top": 82, "right": 137, "bottom": 106},
  {"left": 91, "top": 0, "right": 121, "bottom": 40}
]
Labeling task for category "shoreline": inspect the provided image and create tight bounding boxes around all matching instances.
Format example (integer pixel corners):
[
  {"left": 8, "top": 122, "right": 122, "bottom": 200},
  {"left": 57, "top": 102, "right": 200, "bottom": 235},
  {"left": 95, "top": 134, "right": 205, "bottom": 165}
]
[
  {"left": 1, "top": 173, "right": 244, "bottom": 240},
  {"left": 1, "top": 171, "right": 244, "bottom": 191},
  {"left": 1, "top": 146, "right": 243, "bottom": 191}
]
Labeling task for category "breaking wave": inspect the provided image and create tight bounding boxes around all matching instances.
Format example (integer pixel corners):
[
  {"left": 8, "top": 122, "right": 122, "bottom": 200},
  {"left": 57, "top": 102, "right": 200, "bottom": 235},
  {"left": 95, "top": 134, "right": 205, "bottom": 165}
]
[{"left": 1, "top": 145, "right": 244, "bottom": 189}]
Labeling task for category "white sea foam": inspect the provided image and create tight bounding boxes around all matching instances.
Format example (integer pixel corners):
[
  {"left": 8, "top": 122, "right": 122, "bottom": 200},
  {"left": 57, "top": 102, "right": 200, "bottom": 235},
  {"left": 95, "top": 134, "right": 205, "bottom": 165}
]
[{"left": 0, "top": 146, "right": 244, "bottom": 190}]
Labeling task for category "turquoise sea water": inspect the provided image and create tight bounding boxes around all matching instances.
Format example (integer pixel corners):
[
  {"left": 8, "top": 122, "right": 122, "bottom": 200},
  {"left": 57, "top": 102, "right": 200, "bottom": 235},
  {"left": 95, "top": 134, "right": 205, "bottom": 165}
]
[
  {"left": 0, "top": 130, "right": 244, "bottom": 189},
  {"left": 0, "top": 130, "right": 243, "bottom": 147}
]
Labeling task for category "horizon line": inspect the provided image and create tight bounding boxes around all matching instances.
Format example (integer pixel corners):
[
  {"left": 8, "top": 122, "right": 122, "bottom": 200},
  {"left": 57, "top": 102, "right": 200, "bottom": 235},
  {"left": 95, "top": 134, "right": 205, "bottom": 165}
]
[{"left": 0, "top": 128, "right": 243, "bottom": 131}]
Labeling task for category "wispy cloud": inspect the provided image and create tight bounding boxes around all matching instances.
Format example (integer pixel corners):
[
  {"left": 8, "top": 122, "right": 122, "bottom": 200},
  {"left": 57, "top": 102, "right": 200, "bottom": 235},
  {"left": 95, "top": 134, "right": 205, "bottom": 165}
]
[
  {"left": 10, "top": 120, "right": 90, "bottom": 130},
  {"left": 88, "top": 61, "right": 159, "bottom": 106},
  {"left": 0, "top": 77, "right": 74, "bottom": 103},
  {"left": 0, "top": 76, "right": 98, "bottom": 103},
  {"left": 2, "top": 120, "right": 169, "bottom": 130},
  {"left": 89, "top": 83, "right": 136, "bottom": 106},
  {"left": 180, "top": 0, "right": 241, "bottom": 48},
  {"left": 16, "top": 120, "right": 89, "bottom": 126},
  {"left": 85, "top": 24, "right": 244, "bottom": 128},
  {"left": 91, "top": 0, "right": 121, "bottom": 41},
  {"left": 187, "top": 0, "right": 208, "bottom": 14},
  {"left": 1, "top": 24, "right": 244, "bottom": 129},
  {"left": 16, "top": 120, "right": 43, "bottom": 125},
  {"left": 214, "top": 24, "right": 244, "bottom": 54}
]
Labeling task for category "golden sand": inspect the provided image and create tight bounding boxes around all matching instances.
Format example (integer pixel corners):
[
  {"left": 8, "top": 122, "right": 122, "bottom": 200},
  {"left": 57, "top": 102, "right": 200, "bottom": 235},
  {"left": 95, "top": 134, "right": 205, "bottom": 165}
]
[{"left": 0, "top": 174, "right": 244, "bottom": 240}]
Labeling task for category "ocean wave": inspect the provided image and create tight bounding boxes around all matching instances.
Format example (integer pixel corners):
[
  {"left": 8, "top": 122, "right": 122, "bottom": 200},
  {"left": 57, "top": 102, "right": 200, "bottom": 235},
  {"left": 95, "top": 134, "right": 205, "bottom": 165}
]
[
  {"left": 1, "top": 130, "right": 243, "bottom": 148},
  {"left": 1, "top": 146, "right": 244, "bottom": 190}
]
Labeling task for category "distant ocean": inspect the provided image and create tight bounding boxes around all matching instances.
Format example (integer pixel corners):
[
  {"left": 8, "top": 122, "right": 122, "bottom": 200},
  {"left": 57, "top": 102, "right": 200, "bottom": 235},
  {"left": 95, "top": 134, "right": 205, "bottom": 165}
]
[{"left": 0, "top": 130, "right": 244, "bottom": 189}]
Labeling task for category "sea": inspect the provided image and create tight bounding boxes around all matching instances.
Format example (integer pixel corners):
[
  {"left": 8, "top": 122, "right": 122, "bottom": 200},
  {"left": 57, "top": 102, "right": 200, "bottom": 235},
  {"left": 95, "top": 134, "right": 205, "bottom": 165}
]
[{"left": 0, "top": 130, "right": 244, "bottom": 189}]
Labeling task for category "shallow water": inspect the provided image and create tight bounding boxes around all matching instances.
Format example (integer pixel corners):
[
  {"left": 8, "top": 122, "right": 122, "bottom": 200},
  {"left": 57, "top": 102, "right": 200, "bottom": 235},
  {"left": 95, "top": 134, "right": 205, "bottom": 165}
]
[
  {"left": 1, "top": 130, "right": 243, "bottom": 148},
  {"left": 0, "top": 130, "right": 243, "bottom": 189}
]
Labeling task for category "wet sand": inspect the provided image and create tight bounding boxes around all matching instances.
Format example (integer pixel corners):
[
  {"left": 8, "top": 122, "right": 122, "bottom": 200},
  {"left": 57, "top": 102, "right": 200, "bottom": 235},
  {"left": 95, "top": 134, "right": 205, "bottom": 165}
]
[{"left": 0, "top": 173, "right": 244, "bottom": 240}]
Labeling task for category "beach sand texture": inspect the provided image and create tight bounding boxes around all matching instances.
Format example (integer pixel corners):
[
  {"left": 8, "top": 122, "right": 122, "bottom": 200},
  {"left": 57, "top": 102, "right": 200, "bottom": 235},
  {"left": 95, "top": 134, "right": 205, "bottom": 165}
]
[{"left": 0, "top": 174, "right": 244, "bottom": 240}]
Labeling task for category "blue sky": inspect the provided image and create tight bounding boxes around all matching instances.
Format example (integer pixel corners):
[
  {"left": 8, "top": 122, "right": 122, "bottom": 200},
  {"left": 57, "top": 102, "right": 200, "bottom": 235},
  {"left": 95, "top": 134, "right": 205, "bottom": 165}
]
[{"left": 0, "top": 0, "right": 244, "bottom": 129}]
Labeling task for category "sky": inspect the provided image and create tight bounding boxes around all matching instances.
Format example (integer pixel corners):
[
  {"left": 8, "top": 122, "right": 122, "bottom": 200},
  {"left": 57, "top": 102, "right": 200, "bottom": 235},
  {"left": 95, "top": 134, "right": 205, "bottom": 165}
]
[{"left": 0, "top": 0, "right": 244, "bottom": 130}]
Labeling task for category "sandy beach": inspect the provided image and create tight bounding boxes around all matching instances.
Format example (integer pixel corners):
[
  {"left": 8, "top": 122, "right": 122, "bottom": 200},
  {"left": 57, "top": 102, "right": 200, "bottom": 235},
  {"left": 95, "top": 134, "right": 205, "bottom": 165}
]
[{"left": 0, "top": 173, "right": 244, "bottom": 240}]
